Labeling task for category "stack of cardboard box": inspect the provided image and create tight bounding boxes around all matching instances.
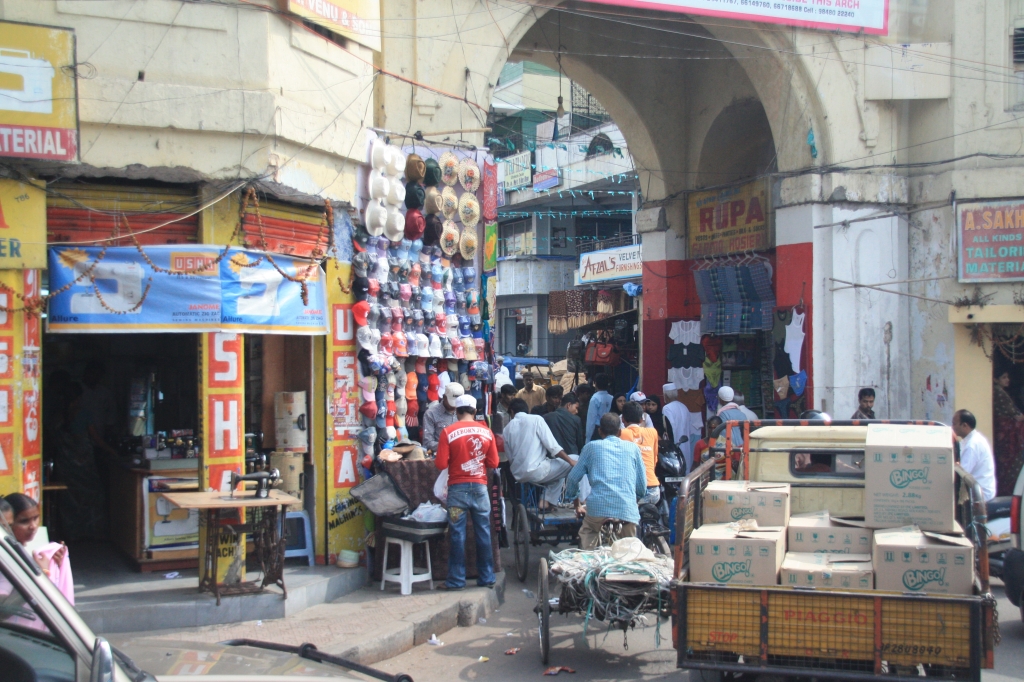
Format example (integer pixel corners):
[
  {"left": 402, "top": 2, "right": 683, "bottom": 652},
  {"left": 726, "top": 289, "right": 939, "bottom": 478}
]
[{"left": 688, "top": 424, "right": 975, "bottom": 594}]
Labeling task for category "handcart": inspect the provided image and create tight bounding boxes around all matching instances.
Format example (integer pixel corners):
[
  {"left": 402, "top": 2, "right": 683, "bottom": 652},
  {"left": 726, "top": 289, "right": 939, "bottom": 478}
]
[
  {"left": 533, "top": 538, "right": 674, "bottom": 665},
  {"left": 511, "top": 480, "right": 583, "bottom": 582}
]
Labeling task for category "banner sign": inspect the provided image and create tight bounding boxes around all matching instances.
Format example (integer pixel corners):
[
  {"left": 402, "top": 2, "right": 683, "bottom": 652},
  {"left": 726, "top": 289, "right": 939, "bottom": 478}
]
[
  {"left": 0, "top": 271, "right": 24, "bottom": 499},
  {"left": 0, "top": 180, "right": 46, "bottom": 269},
  {"left": 286, "top": 0, "right": 381, "bottom": 51},
  {"left": 46, "top": 246, "right": 328, "bottom": 334},
  {"left": 579, "top": 243, "right": 642, "bottom": 284},
  {"left": 501, "top": 151, "right": 532, "bottom": 190},
  {"left": 533, "top": 168, "right": 560, "bottom": 192},
  {"left": 688, "top": 179, "right": 770, "bottom": 257},
  {"left": 586, "top": 0, "right": 888, "bottom": 35},
  {"left": 957, "top": 198, "right": 1024, "bottom": 282},
  {"left": 0, "top": 21, "right": 79, "bottom": 161}
]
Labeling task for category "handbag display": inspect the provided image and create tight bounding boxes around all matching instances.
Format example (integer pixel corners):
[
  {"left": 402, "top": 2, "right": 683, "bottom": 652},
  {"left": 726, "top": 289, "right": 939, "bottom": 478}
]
[{"left": 584, "top": 330, "right": 621, "bottom": 366}]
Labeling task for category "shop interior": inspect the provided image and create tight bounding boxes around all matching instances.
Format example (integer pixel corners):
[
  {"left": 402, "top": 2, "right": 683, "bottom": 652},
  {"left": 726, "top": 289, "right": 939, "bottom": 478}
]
[{"left": 41, "top": 332, "right": 317, "bottom": 575}]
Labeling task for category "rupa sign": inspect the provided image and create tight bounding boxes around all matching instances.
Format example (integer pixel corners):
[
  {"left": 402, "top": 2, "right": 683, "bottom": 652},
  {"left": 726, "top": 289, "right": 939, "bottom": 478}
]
[{"left": 578, "top": 243, "right": 642, "bottom": 284}]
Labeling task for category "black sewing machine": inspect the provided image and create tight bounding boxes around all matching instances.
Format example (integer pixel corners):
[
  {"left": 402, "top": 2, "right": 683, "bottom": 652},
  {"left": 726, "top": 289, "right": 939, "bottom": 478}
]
[{"left": 229, "top": 469, "right": 280, "bottom": 499}]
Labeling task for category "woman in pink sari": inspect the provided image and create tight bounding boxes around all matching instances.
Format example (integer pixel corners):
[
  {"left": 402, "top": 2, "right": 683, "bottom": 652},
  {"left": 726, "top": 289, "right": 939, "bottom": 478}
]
[{"left": 5, "top": 493, "right": 74, "bottom": 605}]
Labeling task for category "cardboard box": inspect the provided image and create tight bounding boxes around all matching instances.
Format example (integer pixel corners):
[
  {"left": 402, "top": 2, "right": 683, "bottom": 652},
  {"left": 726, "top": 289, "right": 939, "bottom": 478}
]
[
  {"left": 872, "top": 526, "right": 974, "bottom": 595},
  {"left": 864, "top": 424, "right": 955, "bottom": 532},
  {"left": 689, "top": 522, "right": 785, "bottom": 586},
  {"left": 789, "top": 511, "right": 873, "bottom": 554},
  {"left": 781, "top": 552, "right": 873, "bottom": 589},
  {"left": 702, "top": 481, "right": 791, "bottom": 526}
]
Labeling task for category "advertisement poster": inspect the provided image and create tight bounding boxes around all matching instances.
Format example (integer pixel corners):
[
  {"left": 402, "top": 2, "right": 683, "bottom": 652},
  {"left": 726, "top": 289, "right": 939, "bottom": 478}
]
[
  {"left": 688, "top": 180, "right": 770, "bottom": 257},
  {"left": 324, "top": 259, "right": 366, "bottom": 564},
  {"left": 501, "top": 151, "right": 532, "bottom": 190},
  {"left": 285, "top": 0, "right": 380, "bottom": 51},
  {"left": 482, "top": 160, "right": 498, "bottom": 222},
  {"left": 0, "top": 271, "right": 22, "bottom": 499},
  {"left": 47, "top": 246, "right": 328, "bottom": 334},
  {"left": 586, "top": 0, "right": 888, "bottom": 35},
  {"left": 144, "top": 477, "right": 200, "bottom": 549},
  {"left": 578, "top": 243, "right": 643, "bottom": 284},
  {"left": 957, "top": 199, "right": 1024, "bottom": 282},
  {"left": 484, "top": 222, "right": 498, "bottom": 273},
  {"left": 0, "top": 180, "right": 46, "bottom": 269},
  {"left": 0, "top": 21, "right": 79, "bottom": 161}
]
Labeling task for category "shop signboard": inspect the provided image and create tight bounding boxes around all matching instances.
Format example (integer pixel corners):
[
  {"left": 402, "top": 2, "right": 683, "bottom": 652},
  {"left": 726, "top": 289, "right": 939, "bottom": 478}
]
[
  {"left": 0, "top": 270, "right": 23, "bottom": 499},
  {"left": 578, "top": 242, "right": 642, "bottom": 284},
  {"left": 501, "top": 151, "right": 532, "bottom": 190},
  {"left": 46, "top": 246, "right": 328, "bottom": 334},
  {"left": 957, "top": 198, "right": 1024, "bottom": 282},
  {"left": 586, "top": 0, "right": 888, "bottom": 35},
  {"left": 0, "top": 21, "right": 79, "bottom": 161},
  {"left": 324, "top": 258, "right": 366, "bottom": 564},
  {"left": 285, "top": 0, "right": 381, "bottom": 51},
  {"left": 533, "top": 168, "right": 560, "bottom": 192},
  {"left": 21, "top": 269, "right": 40, "bottom": 504},
  {"left": 687, "top": 179, "right": 770, "bottom": 257},
  {"left": 484, "top": 222, "right": 498, "bottom": 272},
  {"left": 0, "top": 180, "right": 46, "bottom": 269}
]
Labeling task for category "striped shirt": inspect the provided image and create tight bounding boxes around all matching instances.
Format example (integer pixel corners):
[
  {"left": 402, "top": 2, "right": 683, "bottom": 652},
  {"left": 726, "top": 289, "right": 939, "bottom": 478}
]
[{"left": 565, "top": 436, "right": 647, "bottom": 524}]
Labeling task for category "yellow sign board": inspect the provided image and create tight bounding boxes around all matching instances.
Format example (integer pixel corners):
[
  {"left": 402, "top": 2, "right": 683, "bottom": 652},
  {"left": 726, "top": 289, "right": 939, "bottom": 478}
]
[
  {"left": 286, "top": 0, "right": 381, "bottom": 52},
  {"left": 688, "top": 180, "right": 770, "bottom": 257},
  {"left": 0, "top": 180, "right": 45, "bottom": 269},
  {"left": 0, "top": 21, "right": 78, "bottom": 161}
]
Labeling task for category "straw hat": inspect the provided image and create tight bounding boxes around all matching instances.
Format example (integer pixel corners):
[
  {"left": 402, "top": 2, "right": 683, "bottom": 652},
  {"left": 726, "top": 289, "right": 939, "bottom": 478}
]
[
  {"left": 439, "top": 151, "right": 459, "bottom": 187},
  {"left": 368, "top": 172, "right": 388, "bottom": 201},
  {"left": 459, "top": 224, "right": 478, "bottom": 261},
  {"left": 423, "top": 158, "right": 442, "bottom": 187},
  {"left": 458, "top": 157, "right": 481, "bottom": 193},
  {"left": 386, "top": 148, "right": 406, "bottom": 177},
  {"left": 384, "top": 206, "right": 405, "bottom": 241},
  {"left": 457, "top": 192, "right": 480, "bottom": 228},
  {"left": 370, "top": 138, "right": 392, "bottom": 172},
  {"left": 386, "top": 177, "right": 406, "bottom": 207},
  {"left": 440, "top": 186, "right": 458, "bottom": 220},
  {"left": 365, "top": 200, "right": 387, "bottom": 237},
  {"left": 405, "top": 153, "right": 426, "bottom": 182},
  {"left": 424, "top": 186, "right": 442, "bottom": 215},
  {"left": 440, "top": 220, "right": 460, "bottom": 256}
]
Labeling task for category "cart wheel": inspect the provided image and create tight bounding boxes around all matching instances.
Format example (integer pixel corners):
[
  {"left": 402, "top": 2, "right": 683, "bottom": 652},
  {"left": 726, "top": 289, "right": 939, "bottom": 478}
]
[
  {"left": 537, "top": 557, "right": 550, "bottom": 665},
  {"left": 652, "top": 535, "right": 671, "bottom": 556},
  {"left": 513, "top": 503, "right": 530, "bottom": 582}
]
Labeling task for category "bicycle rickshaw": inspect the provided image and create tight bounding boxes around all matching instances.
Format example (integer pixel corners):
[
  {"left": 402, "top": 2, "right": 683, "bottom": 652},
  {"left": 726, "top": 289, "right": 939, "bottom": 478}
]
[{"left": 511, "top": 480, "right": 583, "bottom": 582}]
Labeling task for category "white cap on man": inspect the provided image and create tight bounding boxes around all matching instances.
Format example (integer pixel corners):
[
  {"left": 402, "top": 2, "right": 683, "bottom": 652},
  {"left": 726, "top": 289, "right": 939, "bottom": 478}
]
[
  {"left": 444, "top": 382, "right": 465, "bottom": 403},
  {"left": 455, "top": 394, "right": 477, "bottom": 410},
  {"left": 662, "top": 383, "right": 677, "bottom": 398},
  {"left": 718, "top": 386, "right": 735, "bottom": 403}
]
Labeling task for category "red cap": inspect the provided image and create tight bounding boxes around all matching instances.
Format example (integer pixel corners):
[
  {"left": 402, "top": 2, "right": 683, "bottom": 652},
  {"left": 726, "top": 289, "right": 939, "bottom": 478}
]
[
  {"left": 404, "top": 208, "right": 425, "bottom": 240},
  {"left": 359, "top": 401, "right": 378, "bottom": 419},
  {"left": 394, "top": 332, "right": 408, "bottom": 357},
  {"left": 352, "top": 300, "right": 371, "bottom": 326},
  {"left": 427, "top": 373, "right": 440, "bottom": 402},
  {"left": 379, "top": 332, "right": 394, "bottom": 356},
  {"left": 405, "top": 372, "right": 418, "bottom": 398},
  {"left": 386, "top": 400, "right": 397, "bottom": 427},
  {"left": 406, "top": 399, "right": 420, "bottom": 426}
]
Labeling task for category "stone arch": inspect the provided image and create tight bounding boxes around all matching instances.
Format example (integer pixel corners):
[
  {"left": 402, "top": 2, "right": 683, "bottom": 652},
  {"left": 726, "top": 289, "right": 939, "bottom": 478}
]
[{"left": 696, "top": 98, "right": 777, "bottom": 188}]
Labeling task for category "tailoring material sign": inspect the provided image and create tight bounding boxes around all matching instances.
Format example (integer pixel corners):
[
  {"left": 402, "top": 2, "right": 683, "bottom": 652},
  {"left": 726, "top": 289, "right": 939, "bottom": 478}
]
[
  {"left": 0, "top": 180, "right": 45, "bottom": 269},
  {"left": 324, "top": 258, "right": 366, "bottom": 564},
  {"left": 578, "top": 243, "right": 642, "bottom": 284},
  {"left": 957, "top": 199, "right": 1024, "bottom": 282},
  {"left": 286, "top": 0, "right": 381, "bottom": 51},
  {"left": 501, "top": 151, "right": 532, "bottom": 190},
  {"left": 0, "top": 21, "right": 78, "bottom": 161},
  {"left": 688, "top": 180, "right": 770, "bottom": 257},
  {"left": 46, "top": 246, "right": 328, "bottom": 334},
  {"left": 586, "top": 0, "right": 888, "bottom": 35}
]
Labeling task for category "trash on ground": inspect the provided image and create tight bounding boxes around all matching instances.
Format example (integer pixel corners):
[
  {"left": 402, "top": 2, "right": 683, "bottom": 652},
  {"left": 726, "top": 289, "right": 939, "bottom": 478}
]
[
  {"left": 427, "top": 634, "right": 444, "bottom": 646},
  {"left": 505, "top": 648, "right": 520, "bottom": 655},
  {"left": 163, "top": 572, "right": 179, "bottom": 579},
  {"left": 478, "top": 617, "right": 487, "bottom": 624},
  {"left": 522, "top": 589, "right": 535, "bottom": 598},
  {"left": 477, "top": 656, "right": 489, "bottom": 662},
  {"left": 543, "top": 666, "right": 576, "bottom": 675}
]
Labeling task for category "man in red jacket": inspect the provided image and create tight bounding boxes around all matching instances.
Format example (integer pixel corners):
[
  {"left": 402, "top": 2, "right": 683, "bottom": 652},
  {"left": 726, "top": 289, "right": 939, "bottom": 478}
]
[{"left": 435, "top": 394, "right": 499, "bottom": 590}]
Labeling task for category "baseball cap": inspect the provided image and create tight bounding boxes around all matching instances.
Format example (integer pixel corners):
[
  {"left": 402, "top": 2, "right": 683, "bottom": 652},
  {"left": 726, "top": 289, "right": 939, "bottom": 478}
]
[
  {"left": 391, "top": 306, "right": 404, "bottom": 332},
  {"left": 428, "top": 333, "right": 442, "bottom": 358},
  {"left": 352, "top": 223, "right": 372, "bottom": 253},
  {"left": 408, "top": 263, "right": 421, "bottom": 286},
  {"left": 405, "top": 372, "right": 418, "bottom": 399},
  {"left": 386, "top": 400, "right": 397, "bottom": 427},
  {"left": 416, "top": 333, "right": 429, "bottom": 358},
  {"left": 427, "top": 373, "right": 440, "bottom": 402},
  {"left": 629, "top": 391, "right": 647, "bottom": 403},
  {"left": 454, "top": 394, "right": 477, "bottom": 411},
  {"left": 352, "top": 276, "right": 370, "bottom": 302},
  {"left": 436, "top": 313, "right": 447, "bottom": 334},
  {"left": 442, "top": 337, "right": 456, "bottom": 359},
  {"left": 394, "top": 331, "right": 408, "bottom": 357},
  {"left": 409, "top": 239, "right": 423, "bottom": 261},
  {"left": 352, "top": 251, "right": 371, "bottom": 277},
  {"left": 359, "top": 400, "right": 378, "bottom": 420},
  {"left": 462, "top": 337, "right": 478, "bottom": 361},
  {"left": 421, "top": 287, "right": 434, "bottom": 312},
  {"left": 379, "top": 332, "right": 394, "bottom": 356},
  {"left": 452, "top": 268, "right": 465, "bottom": 293},
  {"left": 458, "top": 315, "right": 471, "bottom": 337},
  {"left": 406, "top": 399, "right": 420, "bottom": 425},
  {"left": 443, "top": 382, "right": 465, "bottom": 403},
  {"left": 352, "top": 300, "right": 371, "bottom": 326},
  {"left": 357, "top": 326, "right": 380, "bottom": 353}
]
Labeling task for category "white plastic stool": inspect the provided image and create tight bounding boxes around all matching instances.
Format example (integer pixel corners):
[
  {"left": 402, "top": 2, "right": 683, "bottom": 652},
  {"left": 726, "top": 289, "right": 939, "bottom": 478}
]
[
  {"left": 284, "top": 510, "right": 315, "bottom": 566},
  {"left": 380, "top": 537, "right": 433, "bottom": 595}
]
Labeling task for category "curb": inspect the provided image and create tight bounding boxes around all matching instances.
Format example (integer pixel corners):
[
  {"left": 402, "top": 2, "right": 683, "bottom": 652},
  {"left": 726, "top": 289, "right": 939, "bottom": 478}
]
[{"left": 331, "top": 571, "right": 507, "bottom": 665}]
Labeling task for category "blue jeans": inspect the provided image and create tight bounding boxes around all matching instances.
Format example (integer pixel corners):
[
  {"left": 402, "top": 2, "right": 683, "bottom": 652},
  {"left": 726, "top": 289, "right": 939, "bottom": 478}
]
[
  {"left": 445, "top": 482, "right": 496, "bottom": 588},
  {"left": 639, "top": 486, "right": 661, "bottom": 506}
]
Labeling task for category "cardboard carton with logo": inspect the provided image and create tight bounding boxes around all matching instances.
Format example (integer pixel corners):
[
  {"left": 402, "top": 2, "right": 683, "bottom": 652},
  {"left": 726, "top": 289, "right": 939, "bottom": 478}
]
[
  {"left": 864, "top": 424, "right": 955, "bottom": 532},
  {"left": 872, "top": 526, "right": 974, "bottom": 595},
  {"left": 781, "top": 552, "right": 873, "bottom": 589},
  {"left": 689, "top": 521, "right": 785, "bottom": 586},
  {"left": 789, "top": 511, "right": 873, "bottom": 554},
  {"left": 702, "top": 480, "right": 791, "bottom": 527}
]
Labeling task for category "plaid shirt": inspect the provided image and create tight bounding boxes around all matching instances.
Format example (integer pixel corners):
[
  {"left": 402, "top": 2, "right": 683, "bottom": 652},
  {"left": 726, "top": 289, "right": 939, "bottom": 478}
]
[{"left": 566, "top": 436, "right": 647, "bottom": 524}]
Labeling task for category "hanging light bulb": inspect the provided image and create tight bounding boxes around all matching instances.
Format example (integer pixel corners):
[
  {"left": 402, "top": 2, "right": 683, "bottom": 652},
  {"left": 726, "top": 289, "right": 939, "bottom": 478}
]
[{"left": 556, "top": 95, "right": 565, "bottom": 119}]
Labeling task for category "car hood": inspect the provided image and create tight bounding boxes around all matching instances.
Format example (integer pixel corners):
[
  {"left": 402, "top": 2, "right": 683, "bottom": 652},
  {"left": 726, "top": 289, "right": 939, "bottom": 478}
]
[{"left": 115, "top": 638, "right": 359, "bottom": 680}]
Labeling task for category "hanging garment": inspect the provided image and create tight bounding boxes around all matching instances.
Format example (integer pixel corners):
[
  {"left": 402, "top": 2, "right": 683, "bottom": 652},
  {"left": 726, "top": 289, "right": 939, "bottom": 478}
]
[
  {"left": 789, "top": 370, "right": 808, "bottom": 397},
  {"left": 701, "top": 335, "right": 722, "bottom": 363},
  {"left": 773, "top": 340, "right": 794, "bottom": 377},
  {"left": 773, "top": 375, "right": 790, "bottom": 401},
  {"left": 773, "top": 308, "right": 792, "bottom": 346},
  {"left": 703, "top": 381, "right": 720, "bottom": 413},
  {"left": 677, "top": 389, "right": 706, "bottom": 413},
  {"left": 703, "top": 357, "right": 723, "bottom": 388},
  {"left": 668, "top": 342, "right": 705, "bottom": 369},
  {"left": 785, "top": 311, "right": 805, "bottom": 374},
  {"left": 669, "top": 320, "right": 701, "bottom": 346},
  {"left": 668, "top": 366, "right": 705, "bottom": 392}
]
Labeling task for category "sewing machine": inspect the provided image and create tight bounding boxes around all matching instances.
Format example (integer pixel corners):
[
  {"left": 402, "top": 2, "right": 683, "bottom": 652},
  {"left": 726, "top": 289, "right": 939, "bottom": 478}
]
[
  {"left": 229, "top": 469, "right": 280, "bottom": 499},
  {"left": 70, "top": 260, "right": 145, "bottom": 314}
]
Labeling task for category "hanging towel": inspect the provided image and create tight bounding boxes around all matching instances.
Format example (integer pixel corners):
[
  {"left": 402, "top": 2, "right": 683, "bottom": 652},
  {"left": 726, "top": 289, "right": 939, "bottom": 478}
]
[{"left": 789, "top": 370, "right": 808, "bottom": 397}]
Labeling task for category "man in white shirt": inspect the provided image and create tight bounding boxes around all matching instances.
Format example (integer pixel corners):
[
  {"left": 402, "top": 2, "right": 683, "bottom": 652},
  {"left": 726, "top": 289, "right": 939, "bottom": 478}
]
[
  {"left": 662, "top": 383, "right": 703, "bottom": 472},
  {"left": 953, "top": 409, "right": 996, "bottom": 501},
  {"left": 503, "top": 398, "right": 575, "bottom": 507}
]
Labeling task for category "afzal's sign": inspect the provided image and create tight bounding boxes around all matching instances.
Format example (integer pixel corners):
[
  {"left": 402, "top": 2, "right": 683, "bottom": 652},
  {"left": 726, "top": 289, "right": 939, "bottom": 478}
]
[{"left": 578, "top": 243, "right": 642, "bottom": 284}]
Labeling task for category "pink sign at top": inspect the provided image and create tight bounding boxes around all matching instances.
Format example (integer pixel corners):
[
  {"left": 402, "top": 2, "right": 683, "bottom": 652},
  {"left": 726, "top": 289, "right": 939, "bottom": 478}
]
[{"left": 585, "top": 0, "right": 889, "bottom": 36}]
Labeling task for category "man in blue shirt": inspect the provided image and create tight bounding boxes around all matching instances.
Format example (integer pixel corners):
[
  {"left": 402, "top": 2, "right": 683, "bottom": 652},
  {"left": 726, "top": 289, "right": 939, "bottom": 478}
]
[
  {"left": 716, "top": 385, "right": 749, "bottom": 448},
  {"left": 585, "top": 374, "right": 613, "bottom": 445},
  {"left": 566, "top": 413, "right": 647, "bottom": 549}
]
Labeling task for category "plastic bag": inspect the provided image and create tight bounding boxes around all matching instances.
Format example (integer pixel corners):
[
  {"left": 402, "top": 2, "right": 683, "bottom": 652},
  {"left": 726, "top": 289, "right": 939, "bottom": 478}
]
[
  {"left": 433, "top": 468, "right": 449, "bottom": 504},
  {"left": 410, "top": 502, "right": 448, "bottom": 523}
]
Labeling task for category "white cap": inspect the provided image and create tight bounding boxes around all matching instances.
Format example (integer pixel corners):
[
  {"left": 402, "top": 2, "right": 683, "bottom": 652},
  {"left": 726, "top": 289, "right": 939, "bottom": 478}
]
[
  {"left": 718, "top": 386, "right": 735, "bottom": 402},
  {"left": 629, "top": 391, "right": 647, "bottom": 402},
  {"left": 455, "top": 394, "right": 477, "bottom": 410},
  {"left": 662, "top": 383, "right": 678, "bottom": 397},
  {"left": 443, "top": 382, "right": 465, "bottom": 402}
]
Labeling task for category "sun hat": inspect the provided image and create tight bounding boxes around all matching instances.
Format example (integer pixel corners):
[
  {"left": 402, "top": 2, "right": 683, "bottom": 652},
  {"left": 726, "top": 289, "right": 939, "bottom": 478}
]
[
  {"left": 404, "top": 208, "right": 425, "bottom": 240},
  {"left": 423, "top": 158, "right": 442, "bottom": 187},
  {"left": 439, "top": 151, "right": 460, "bottom": 186},
  {"left": 386, "top": 148, "right": 406, "bottom": 177},
  {"left": 440, "top": 186, "right": 458, "bottom": 220},
  {"left": 440, "top": 221, "right": 460, "bottom": 256},
  {"left": 368, "top": 172, "right": 388, "bottom": 201},
  {"left": 384, "top": 206, "right": 405, "bottom": 241},
  {"left": 459, "top": 227, "right": 478, "bottom": 261},
  {"left": 370, "top": 138, "right": 392, "bottom": 172},
  {"left": 457, "top": 192, "right": 480, "bottom": 228},
  {"left": 386, "top": 177, "right": 406, "bottom": 207},
  {"left": 365, "top": 200, "right": 387, "bottom": 237},
  {"left": 405, "top": 153, "right": 426, "bottom": 182},
  {"left": 424, "top": 186, "right": 442, "bottom": 215},
  {"left": 458, "top": 157, "right": 481, "bottom": 193},
  {"left": 404, "top": 181, "right": 425, "bottom": 210}
]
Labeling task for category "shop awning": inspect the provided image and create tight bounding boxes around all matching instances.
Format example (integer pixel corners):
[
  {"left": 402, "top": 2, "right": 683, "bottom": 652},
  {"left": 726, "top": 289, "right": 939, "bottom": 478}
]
[
  {"left": 577, "top": 307, "right": 638, "bottom": 333},
  {"left": 46, "top": 245, "right": 328, "bottom": 335},
  {"left": 693, "top": 261, "right": 775, "bottom": 335}
]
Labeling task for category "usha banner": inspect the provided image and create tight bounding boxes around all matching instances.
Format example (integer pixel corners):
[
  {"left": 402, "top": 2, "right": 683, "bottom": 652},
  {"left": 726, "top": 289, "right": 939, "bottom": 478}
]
[
  {"left": 586, "top": 0, "right": 888, "bottom": 35},
  {"left": 47, "top": 246, "right": 328, "bottom": 334}
]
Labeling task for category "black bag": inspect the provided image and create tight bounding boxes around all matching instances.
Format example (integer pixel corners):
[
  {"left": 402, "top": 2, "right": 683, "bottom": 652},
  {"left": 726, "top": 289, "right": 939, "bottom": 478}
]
[
  {"left": 379, "top": 515, "right": 448, "bottom": 543},
  {"left": 350, "top": 471, "right": 411, "bottom": 517},
  {"left": 567, "top": 338, "right": 586, "bottom": 374}
]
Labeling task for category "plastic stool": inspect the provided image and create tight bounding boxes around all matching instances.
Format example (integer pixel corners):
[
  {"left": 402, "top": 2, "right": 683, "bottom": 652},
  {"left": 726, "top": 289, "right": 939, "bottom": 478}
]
[
  {"left": 284, "top": 510, "right": 315, "bottom": 566},
  {"left": 380, "top": 537, "right": 433, "bottom": 595}
]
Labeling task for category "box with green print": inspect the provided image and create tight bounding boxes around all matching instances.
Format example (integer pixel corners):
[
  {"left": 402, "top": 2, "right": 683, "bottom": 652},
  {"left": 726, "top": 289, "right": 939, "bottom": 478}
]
[
  {"left": 872, "top": 526, "right": 974, "bottom": 595},
  {"left": 689, "top": 522, "right": 785, "bottom": 586},
  {"left": 702, "top": 480, "right": 791, "bottom": 526}
]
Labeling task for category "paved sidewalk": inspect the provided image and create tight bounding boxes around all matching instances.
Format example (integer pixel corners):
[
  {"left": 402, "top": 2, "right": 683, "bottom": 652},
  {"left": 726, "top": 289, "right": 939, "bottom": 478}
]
[{"left": 108, "top": 571, "right": 506, "bottom": 666}]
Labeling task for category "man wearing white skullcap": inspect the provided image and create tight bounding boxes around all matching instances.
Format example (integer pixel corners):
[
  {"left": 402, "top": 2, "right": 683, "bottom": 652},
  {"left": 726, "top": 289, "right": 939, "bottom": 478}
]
[{"left": 716, "top": 385, "right": 749, "bottom": 448}]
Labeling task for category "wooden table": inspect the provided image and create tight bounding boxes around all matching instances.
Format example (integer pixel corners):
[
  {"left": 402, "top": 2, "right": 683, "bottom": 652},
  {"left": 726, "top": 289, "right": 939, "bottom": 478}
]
[{"left": 161, "top": 490, "right": 301, "bottom": 605}]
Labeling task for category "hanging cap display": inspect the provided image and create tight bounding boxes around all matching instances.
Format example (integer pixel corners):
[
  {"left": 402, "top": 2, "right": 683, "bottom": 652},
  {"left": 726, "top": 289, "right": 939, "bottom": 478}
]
[
  {"left": 457, "top": 192, "right": 480, "bottom": 228},
  {"left": 423, "top": 158, "right": 442, "bottom": 187},
  {"left": 386, "top": 148, "right": 406, "bottom": 177},
  {"left": 384, "top": 206, "right": 405, "bottom": 242},
  {"left": 423, "top": 213, "right": 443, "bottom": 247},
  {"left": 424, "top": 186, "right": 442, "bottom": 215},
  {"left": 404, "top": 181, "right": 425, "bottom": 210},
  {"left": 405, "top": 153, "right": 426, "bottom": 182},
  {"left": 458, "top": 157, "right": 481, "bottom": 193},
  {"left": 364, "top": 200, "right": 387, "bottom": 237},
  {"left": 440, "top": 220, "right": 460, "bottom": 256},
  {"left": 404, "top": 208, "right": 425, "bottom": 241}
]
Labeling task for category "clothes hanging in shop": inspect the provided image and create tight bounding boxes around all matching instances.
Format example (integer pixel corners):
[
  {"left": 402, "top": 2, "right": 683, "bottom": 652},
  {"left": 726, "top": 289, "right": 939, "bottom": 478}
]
[
  {"left": 773, "top": 340, "right": 794, "bottom": 377},
  {"left": 669, "top": 320, "right": 701, "bottom": 346},
  {"left": 789, "top": 370, "right": 807, "bottom": 397},
  {"left": 668, "top": 343, "right": 705, "bottom": 369},
  {"left": 668, "top": 366, "right": 704, "bottom": 392},
  {"left": 677, "top": 389, "right": 706, "bottom": 413},
  {"left": 773, "top": 375, "right": 790, "bottom": 401},
  {"left": 773, "top": 308, "right": 792, "bottom": 346},
  {"left": 703, "top": 357, "right": 723, "bottom": 389},
  {"left": 701, "top": 335, "right": 722, "bottom": 363},
  {"left": 785, "top": 310, "right": 805, "bottom": 374}
]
